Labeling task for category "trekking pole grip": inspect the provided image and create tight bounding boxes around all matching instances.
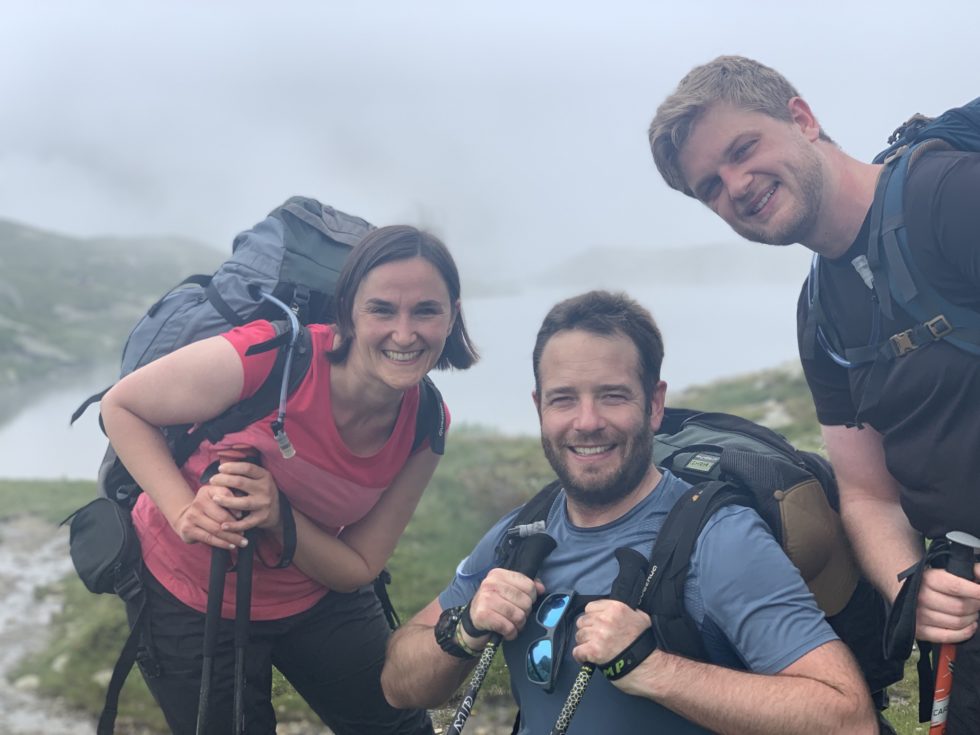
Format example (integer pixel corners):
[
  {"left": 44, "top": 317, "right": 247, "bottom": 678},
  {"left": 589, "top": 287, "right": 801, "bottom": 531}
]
[
  {"left": 447, "top": 532, "right": 557, "bottom": 735},
  {"left": 549, "top": 547, "right": 648, "bottom": 735},
  {"left": 929, "top": 531, "right": 980, "bottom": 734}
]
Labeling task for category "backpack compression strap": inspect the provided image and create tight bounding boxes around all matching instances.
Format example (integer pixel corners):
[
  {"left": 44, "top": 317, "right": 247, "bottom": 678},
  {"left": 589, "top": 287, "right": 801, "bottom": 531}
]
[{"left": 640, "top": 480, "right": 751, "bottom": 661}]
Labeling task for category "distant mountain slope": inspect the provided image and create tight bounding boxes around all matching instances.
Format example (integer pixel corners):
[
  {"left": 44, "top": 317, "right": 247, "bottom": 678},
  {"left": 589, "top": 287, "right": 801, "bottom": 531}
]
[
  {"left": 0, "top": 219, "right": 222, "bottom": 392},
  {"left": 528, "top": 242, "right": 812, "bottom": 288}
]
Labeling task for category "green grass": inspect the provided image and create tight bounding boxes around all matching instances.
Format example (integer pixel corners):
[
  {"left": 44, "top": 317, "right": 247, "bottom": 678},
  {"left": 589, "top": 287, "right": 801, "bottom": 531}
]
[
  {"left": 5, "top": 366, "right": 931, "bottom": 732},
  {"left": 0, "top": 479, "right": 95, "bottom": 524}
]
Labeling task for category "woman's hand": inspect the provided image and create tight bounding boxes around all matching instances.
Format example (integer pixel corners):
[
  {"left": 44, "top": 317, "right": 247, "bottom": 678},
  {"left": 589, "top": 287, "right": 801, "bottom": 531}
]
[
  {"left": 207, "top": 460, "right": 282, "bottom": 536},
  {"left": 171, "top": 485, "right": 246, "bottom": 549}
]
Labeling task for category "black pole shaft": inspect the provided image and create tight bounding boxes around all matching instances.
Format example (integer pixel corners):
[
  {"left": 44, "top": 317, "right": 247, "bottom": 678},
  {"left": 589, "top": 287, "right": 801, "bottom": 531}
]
[
  {"left": 233, "top": 532, "right": 256, "bottom": 735},
  {"left": 196, "top": 547, "right": 229, "bottom": 735}
]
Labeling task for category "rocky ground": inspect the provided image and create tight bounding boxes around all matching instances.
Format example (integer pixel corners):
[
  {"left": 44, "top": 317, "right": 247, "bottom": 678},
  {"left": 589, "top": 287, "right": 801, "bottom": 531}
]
[
  {"left": 0, "top": 516, "right": 98, "bottom": 734},
  {"left": 0, "top": 516, "right": 520, "bottom": 735}
]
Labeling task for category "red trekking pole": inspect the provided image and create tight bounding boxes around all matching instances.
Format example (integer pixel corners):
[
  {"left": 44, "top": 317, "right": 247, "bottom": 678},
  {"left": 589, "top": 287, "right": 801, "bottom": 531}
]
[{"left": 929, "top": 530, "right": 980, "bottom": 734}]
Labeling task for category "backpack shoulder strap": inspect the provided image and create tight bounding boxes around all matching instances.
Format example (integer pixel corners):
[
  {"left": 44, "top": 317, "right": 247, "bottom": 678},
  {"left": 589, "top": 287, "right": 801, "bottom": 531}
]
[
  {"left": 511, "top": 479, "right": 563, "bottom": 529},
  {"left": 490, "top": 480, "right": 564, "bottom": 568},
  {"left": 641, "top": 480, "right": 751, "bottom": 661},
  {"left": 412, "top": 376, "right": 447, "bottom": 455},
  {"left": 868, "top": 144, "right": 980, "bottom": 359},
  {"left": 171, "top": 322, "right": 313, "bottom": 467}
]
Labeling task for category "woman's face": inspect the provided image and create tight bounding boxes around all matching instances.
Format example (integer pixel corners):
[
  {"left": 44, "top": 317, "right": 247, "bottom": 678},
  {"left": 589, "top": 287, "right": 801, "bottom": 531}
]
[{"left": 346, "top": 256, "right": 456, "bottom": 393}]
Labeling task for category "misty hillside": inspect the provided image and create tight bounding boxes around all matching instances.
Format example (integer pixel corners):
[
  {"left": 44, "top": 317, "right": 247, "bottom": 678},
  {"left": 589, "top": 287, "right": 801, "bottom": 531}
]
[
  {"left": 0, "top": 219, "right": 222, "bottom": 393},
  {"left": 530, "top": 242, "right": 813, "bottom": 288}
]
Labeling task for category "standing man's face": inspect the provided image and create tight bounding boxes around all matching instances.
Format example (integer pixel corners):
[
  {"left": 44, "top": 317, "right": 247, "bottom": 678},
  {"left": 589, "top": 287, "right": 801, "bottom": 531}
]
[
  {"left": 677, "top": 101, "right": 825, "bottom": 246},
  {"left": 534, "top": 329, "right": 665, "bottom": 509}
]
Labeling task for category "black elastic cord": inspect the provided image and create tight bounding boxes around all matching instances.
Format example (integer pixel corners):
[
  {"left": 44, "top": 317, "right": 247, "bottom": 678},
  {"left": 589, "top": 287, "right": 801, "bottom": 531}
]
[
  {"left": 600, "top": 628, "right": 658, "bottom": 681},
  {"left": 257, "top": 492, "right": 296, "bottom": 569},
  {"left": 274, "top": 492, "right": 296, "bottom": 568}
]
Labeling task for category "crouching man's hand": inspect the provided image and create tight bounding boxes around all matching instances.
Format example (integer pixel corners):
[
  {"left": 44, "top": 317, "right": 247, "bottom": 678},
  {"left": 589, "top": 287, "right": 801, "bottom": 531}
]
[{"left": 572, "top": 599, "right": 657, "bottom": 693}]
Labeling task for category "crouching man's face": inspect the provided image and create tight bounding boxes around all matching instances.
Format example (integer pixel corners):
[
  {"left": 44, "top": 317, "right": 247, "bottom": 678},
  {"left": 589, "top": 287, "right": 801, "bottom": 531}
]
[{"left": 534, "top": 328, "right": 665, "bottom": 509}]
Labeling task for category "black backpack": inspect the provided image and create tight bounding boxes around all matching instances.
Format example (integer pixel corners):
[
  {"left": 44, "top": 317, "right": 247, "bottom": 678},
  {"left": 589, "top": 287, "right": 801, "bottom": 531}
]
[
  {"left": 65, "top": 196, "right": 446, "bottom": 734},
  {"left": 511, "top": 408, "right": 904, "bottom": 702},
  {"left": 803, "top": 96, "right": 980, "bottom": 379}
]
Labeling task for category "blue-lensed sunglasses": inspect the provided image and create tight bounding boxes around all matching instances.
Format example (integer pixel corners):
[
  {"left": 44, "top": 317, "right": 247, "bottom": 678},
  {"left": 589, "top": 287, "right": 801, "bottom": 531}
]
[{"left": 526, "top": 591, "right": 575, "bottom": 694}]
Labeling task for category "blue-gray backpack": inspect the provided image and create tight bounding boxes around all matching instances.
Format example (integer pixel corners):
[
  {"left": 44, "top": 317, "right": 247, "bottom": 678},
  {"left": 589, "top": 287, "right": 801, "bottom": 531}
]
[
  {"left": 65, "top": 196, "right": 445, "bottom": 734},
  {"left": 803, "top": 97, "right": 980, "bottom": 380}
]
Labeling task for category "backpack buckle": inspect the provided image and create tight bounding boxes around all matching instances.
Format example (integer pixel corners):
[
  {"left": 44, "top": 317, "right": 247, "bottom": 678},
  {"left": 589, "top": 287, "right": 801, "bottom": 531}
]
[
  {"left": 888, "top": 330, "right": 917, "bottom": 357},
  {"left": 925, "top": 315, "right": 952, "bottom": 339},
  {"left": 114, "top": 566, "right": 143, "bottom": 602}
]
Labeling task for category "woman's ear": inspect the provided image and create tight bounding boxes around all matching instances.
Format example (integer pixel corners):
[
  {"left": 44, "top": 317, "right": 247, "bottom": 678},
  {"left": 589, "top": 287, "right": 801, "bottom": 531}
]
[{"left": 449, "top": 299, "right": 461, "bottom": 335}]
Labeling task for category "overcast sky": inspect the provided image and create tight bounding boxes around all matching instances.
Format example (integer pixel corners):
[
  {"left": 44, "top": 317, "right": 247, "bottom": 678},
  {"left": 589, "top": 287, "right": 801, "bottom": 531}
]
[{"left": 3, "top": 0, "right": 978, "bottom": 277}]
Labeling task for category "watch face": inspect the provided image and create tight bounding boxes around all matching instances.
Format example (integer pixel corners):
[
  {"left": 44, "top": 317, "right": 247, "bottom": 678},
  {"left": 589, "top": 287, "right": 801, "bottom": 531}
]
[
  {"left": 436, "top": 606, "right": 463, "bottom": 644},
  {"left": 435, "top": 605, "right": 473, "bottom": 658}
]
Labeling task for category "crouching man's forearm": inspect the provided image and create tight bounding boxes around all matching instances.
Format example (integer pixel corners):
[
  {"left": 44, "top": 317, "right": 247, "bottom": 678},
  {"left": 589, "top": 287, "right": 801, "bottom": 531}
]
[
  {"left": 574, "top": 602, "right": 876, "bottom": 735},
  {"left": 610, "top": 642, "right": 876, "bottom": 735},
  {"left": 382, "top": 600, "right": 478, "bottom": 709}
]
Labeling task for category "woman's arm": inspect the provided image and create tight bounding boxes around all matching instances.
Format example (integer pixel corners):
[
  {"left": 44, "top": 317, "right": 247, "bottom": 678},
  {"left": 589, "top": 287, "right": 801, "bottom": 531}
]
[
  {"left": 292, "top": 447, "right": 440, "bottom": 591},
  {"left": 101, "top": 335, "right": 248, "bottom": 549},
  {"left": 211, "top": 444, "right": 441, "bottom": 591}
]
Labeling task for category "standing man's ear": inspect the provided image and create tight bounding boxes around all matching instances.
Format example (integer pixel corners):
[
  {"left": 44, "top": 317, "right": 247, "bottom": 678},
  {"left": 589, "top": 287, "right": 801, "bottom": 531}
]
[
  {"left": 788, "top": 97, "right": 821, "bottom": 142},
  {"left": 532, "top": 390, "right": 541, "bottom": 414}
]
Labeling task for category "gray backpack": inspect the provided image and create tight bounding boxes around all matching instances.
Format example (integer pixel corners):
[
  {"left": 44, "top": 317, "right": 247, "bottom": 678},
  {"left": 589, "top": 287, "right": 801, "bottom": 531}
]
[{"left": 72, "top": 196, "right": 376, "bottom": 504}]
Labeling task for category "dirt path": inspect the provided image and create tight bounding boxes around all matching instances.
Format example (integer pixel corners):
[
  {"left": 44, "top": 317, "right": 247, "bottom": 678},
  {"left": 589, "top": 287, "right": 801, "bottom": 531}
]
[{"left": 0, "top": 517, "right": 96, "bottom": 734}]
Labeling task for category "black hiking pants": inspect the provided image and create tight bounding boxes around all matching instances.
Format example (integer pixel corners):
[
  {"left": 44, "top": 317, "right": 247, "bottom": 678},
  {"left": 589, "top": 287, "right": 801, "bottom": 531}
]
[{"left": 127, "top": 570, "right": 434, "bottom": 735}]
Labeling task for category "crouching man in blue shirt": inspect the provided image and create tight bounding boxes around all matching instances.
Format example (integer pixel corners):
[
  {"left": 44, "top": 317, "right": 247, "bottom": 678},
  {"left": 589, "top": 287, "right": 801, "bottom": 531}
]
[{"left": 382, "top": 290, "right": 875, "bottom": 734}]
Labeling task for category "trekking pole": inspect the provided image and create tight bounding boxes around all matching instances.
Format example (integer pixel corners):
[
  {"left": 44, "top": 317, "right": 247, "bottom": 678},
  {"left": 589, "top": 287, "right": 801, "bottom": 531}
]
[
  {"left": 447, "top": 531, "right": 557, "bottom": 735},
  {"left": 549, "top": 547, "right": 649, "bottom": 735},
  {"left": 233, "top": 530, "right": 256, "bottom": 735},
  {"left": 197, "top": 546, "right": 229, "bottom": 735},
  {"left": 195, "top": 446, "right": 261, "bottom": 735},
  {"left": 929, "top": 531, "right": 980, "bottom": 734}
]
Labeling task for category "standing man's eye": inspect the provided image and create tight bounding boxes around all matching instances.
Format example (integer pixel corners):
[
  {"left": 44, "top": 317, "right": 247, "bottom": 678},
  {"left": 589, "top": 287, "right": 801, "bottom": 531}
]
[{"left": 732, "top": 140, "right": 756, "bottom": 162}]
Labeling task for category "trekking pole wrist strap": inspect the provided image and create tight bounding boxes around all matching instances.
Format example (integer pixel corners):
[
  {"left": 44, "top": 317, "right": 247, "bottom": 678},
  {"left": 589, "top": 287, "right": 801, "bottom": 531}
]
[
  {"left": 460, "top": 603, "right": 490, "bottom": 638},
  {"left": 600, "top": 628, "right": 657, "bottom": 681}
]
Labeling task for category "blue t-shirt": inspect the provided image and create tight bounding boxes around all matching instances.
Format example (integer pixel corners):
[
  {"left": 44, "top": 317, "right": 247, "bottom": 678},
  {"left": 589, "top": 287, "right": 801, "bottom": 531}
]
[{"left": 439, "top": 470, "right": 837, "bottom": 734}]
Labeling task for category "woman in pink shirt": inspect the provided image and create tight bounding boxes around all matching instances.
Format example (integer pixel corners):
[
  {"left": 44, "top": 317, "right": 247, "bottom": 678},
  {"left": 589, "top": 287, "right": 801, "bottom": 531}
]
[{"left": 102, "top": 225, "right": 477, "bottom": 734}]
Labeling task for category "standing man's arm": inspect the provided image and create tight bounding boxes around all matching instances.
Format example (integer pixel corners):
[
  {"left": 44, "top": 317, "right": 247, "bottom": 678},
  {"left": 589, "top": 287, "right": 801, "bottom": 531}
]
[
  {"left": 823, "top": 423, "right": 980, "bottom": 642},
  {"left": 822, "top": 423, "right": 921, "bottom": 602}
]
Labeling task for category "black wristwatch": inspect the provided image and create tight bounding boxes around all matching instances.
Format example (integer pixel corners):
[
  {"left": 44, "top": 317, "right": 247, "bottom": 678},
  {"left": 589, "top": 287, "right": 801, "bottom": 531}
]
[{"left": 434, "top": 605, "right": 477, "bottom": 659}]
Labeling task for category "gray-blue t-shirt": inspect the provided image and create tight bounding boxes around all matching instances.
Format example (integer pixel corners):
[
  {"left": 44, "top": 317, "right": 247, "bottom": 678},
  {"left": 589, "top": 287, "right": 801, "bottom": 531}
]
[{"left": 438, "top": 470, "right": 836, "bottom": 735}]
